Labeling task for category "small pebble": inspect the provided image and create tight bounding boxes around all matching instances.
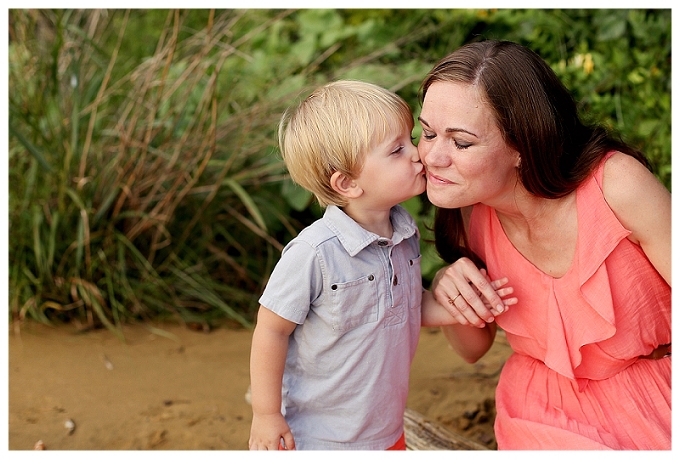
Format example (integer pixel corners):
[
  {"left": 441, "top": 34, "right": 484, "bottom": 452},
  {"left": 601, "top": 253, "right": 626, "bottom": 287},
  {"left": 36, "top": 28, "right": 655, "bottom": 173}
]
[{"left": 102, "top": 354, "right": 114, "bottom": 370}]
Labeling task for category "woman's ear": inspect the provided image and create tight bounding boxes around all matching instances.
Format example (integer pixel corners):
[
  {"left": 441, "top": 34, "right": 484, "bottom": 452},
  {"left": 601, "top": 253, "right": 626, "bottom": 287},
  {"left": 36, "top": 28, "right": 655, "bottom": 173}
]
[{"left": 330, "top": 171, "right": 363, "bottom": 198}]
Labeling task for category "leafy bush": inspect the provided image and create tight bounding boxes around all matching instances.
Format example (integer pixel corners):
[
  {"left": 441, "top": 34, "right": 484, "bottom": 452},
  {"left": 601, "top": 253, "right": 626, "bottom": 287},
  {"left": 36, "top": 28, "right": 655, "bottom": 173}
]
[{"left": 8, "top": 9, "right": 671, "bottom": 332}]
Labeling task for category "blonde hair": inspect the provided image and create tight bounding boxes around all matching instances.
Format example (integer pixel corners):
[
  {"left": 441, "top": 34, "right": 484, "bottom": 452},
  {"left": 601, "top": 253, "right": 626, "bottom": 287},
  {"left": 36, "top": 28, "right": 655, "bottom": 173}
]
[{"left": 278, "top": 80, "right": 414, "bottom": 207}]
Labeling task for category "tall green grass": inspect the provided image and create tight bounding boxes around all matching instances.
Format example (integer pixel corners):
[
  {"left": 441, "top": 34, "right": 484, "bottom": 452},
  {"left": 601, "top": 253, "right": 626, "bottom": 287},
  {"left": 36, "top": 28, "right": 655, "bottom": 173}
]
[
  {"left": 7, "top": 9, "right": 445, "bottom": 333},
  {"left": 9, "top": 10, "right": 300, "bottom": 333},
  {"left": 8, "top": 9, "right": 671, "bottom": 334}
]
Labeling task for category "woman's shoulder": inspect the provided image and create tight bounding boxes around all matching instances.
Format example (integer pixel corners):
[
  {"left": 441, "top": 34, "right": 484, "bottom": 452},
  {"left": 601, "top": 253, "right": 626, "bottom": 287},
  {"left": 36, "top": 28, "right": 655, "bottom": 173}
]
[
  {"left": 601, "top": 150, "right": 648, "bottom": 178},
  {"left": 600, "top": 151, "right": 671, "bottom": 248},
  {"left": 600, "top": 151, "right": 663, "bottom": 210}
]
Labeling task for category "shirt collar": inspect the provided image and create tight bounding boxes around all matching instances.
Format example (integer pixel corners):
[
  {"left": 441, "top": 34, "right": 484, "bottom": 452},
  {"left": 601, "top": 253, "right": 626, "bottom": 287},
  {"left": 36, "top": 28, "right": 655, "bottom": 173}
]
[{"left": 322, "top": 205, "right": 418, "bottom": 257}]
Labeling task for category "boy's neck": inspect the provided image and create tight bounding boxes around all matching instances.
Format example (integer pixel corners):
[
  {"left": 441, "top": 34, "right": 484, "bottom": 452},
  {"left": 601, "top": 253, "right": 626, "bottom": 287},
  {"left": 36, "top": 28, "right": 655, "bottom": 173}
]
[{"left": 341, "top": 204, "right": 394, "bottom": 239}]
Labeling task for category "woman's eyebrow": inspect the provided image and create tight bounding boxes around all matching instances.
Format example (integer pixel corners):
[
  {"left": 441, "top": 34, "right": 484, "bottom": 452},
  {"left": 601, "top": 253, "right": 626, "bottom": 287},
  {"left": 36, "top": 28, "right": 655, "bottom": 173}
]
[{"left": 417, "top": 116, "right": 478, "bottom": 138}]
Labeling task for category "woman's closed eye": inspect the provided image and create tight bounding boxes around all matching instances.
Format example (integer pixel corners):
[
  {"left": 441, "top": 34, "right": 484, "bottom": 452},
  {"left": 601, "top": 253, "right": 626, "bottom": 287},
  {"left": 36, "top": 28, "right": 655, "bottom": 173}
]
[{"left": 421, "top": 131, "right": 471, "bottom": 150}]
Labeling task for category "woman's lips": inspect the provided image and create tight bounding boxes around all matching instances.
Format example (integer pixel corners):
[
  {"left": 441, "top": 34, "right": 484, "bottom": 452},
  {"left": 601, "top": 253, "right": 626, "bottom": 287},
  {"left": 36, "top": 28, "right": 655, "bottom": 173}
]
[{"left": 427, "top": 171, "right": 453, "bottom": 185}]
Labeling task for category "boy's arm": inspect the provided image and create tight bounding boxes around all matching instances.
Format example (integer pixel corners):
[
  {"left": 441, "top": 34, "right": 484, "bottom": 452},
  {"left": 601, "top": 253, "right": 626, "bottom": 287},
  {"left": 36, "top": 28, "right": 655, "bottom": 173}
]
[
  {"left": 248, "top": 306, "right": 298, "bottom": 450},
  {"left": 421, "top": 289, "right": 458, "bottom": 327}
]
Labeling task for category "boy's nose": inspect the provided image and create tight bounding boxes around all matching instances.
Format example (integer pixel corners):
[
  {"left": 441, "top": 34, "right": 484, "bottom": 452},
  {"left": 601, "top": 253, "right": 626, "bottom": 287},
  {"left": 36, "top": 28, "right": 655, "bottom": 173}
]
[{"left": 410, "top": 145, "right": 421, "bottom": 162}]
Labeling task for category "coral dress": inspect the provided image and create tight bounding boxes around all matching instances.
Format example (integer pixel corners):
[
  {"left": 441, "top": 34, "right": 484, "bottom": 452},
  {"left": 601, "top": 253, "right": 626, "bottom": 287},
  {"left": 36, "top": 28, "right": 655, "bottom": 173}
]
[{"left": 469, "top": 152, "right": 671, "bottom": 450}]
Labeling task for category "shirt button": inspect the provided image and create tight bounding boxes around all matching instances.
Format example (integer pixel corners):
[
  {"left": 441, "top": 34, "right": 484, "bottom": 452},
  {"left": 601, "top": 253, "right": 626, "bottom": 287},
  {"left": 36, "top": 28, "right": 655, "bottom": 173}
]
[
  {"left": 393, "top": 275, "right": 398, "bottom": 286},
  {"left": 331, "top": 284, "right": 337, "bottom": 290},
  {"left": 378, "top": 240, "right": 388, "bottom": 247},
  {"left": 368, "top": 275, "right": 374, "bottom": 281}
]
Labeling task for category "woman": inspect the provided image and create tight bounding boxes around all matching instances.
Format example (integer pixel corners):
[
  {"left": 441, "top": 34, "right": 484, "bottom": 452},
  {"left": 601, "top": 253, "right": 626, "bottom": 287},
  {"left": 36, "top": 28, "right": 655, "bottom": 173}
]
[{"left": 418, "top": 40, "right": 670, "bottom": 450}]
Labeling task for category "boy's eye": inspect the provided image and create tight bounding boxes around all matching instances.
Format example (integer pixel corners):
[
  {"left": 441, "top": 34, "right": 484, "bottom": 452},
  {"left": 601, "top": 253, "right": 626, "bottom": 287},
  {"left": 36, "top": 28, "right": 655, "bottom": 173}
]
[{"left": 391, "top": 146, "right": 404, "bottom": 154}]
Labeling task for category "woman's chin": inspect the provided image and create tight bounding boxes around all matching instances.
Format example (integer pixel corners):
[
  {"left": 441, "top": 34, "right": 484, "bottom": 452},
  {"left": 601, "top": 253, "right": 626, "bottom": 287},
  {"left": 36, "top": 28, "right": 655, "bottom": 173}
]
[
  {"left": 426, "top": 189, "right": 466, "bottom": 208},
  {"left": 425, "top": 189, "right": 448, "bottom": 207}
]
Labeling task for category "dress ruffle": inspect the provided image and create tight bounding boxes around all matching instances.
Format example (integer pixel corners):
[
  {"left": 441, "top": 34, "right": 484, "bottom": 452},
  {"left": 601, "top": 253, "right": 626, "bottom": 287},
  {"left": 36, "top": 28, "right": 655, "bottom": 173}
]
[{"left": 489, "top": 171, "right": 630, "bottom": 379}]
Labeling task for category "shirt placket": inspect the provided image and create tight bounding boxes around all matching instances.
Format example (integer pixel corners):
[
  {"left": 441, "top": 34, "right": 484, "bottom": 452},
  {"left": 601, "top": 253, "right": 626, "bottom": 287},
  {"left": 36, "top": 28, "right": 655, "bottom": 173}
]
[{"left": 378, "top": 238, "right": 406, "bottom": 328}]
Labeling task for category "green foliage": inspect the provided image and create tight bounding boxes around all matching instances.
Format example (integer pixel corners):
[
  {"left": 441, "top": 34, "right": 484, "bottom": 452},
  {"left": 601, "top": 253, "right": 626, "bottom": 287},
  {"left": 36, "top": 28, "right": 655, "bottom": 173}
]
[
  {"left": 474, "top": 9, "right": 671, "bottom": 188},
  {"left": 8, "top": 9, "right": 671, "bottom": 332}
]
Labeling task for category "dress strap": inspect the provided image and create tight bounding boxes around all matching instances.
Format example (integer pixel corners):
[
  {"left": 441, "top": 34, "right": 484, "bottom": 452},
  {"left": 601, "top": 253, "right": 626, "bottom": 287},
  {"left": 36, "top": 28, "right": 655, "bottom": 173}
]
[{"left": 593, "top": 151, "right": 618, "bottom": 188}]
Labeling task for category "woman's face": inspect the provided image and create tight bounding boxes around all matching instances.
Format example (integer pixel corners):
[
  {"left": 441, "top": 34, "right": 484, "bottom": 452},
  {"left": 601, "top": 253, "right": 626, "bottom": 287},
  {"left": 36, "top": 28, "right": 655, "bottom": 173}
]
[{"left": 418, "top": 81, "right": 521, "bottom": 209}]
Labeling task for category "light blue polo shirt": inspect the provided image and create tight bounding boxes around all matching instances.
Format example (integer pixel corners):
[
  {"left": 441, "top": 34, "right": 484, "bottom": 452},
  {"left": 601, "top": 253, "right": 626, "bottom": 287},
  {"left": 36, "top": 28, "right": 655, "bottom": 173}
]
[{"left": 259, "top": 205, "right": 422, "bottom": 450}]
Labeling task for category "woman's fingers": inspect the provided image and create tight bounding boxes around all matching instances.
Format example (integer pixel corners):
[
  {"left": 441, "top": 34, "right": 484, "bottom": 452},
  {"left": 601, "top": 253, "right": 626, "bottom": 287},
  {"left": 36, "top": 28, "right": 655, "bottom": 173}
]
[
  {"left": 455, "top": 286, "right": 493, "bottom": 327},
  {"left": 456, "top": 263, "right": 499, "bottom": 324},
  {"left": 442, "top": 296, "right": 470, "bottom": 325},
  {"left": 432, "top": 262, "right": 477, "bottom": 324},
  {"left": 433, "top": 258, "right": 515, "bottom": 327}
]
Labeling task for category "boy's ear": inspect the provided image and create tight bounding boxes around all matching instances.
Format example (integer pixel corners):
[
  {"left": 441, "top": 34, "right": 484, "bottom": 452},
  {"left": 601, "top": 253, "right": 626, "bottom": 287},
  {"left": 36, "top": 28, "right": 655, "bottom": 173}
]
[{"left": 330, "top": 171, "right": 363, "bottom": 198}]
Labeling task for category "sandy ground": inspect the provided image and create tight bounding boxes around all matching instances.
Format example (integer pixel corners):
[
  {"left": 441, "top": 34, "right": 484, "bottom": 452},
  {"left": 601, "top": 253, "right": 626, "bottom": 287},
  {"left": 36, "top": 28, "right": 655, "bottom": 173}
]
[{"left": 7, "top": 320, "right": 512, "bottom": 451}]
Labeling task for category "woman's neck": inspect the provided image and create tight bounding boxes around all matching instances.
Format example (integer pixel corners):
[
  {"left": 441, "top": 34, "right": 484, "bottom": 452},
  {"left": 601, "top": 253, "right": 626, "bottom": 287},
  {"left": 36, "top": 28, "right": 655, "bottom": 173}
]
[{"left": 493, "top": 191, "right": 578, "bottom": 279}]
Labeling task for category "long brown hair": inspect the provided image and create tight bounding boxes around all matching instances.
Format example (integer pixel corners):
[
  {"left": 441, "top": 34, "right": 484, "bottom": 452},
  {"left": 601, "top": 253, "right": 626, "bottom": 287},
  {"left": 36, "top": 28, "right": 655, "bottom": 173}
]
[{"left": 420, "top": 40, "right": 649, "bottom": 265}]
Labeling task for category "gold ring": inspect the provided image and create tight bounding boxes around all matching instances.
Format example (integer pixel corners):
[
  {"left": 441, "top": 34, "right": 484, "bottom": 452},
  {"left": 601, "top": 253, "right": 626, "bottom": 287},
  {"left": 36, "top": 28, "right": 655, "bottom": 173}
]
[{"left": 448, "top": 293, "right": 462, "bottom": 306}]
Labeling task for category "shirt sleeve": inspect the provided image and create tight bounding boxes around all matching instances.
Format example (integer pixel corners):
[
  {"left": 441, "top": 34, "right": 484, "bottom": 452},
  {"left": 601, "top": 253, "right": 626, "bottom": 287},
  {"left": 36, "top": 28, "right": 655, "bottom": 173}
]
[{"left": 258, "top": 239, "right": 324, "bottom": 324}]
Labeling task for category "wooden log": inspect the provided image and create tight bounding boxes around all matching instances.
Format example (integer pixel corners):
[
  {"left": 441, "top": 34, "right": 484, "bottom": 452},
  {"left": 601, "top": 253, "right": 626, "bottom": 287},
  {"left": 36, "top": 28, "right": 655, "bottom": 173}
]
[{"left": 403, "top": 408, "right": 489, "bottom": 450}]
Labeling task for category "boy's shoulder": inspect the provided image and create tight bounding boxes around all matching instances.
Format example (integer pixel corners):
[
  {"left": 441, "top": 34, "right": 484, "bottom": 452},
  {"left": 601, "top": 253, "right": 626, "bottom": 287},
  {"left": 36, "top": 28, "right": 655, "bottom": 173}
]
[
  {"left": 290, "top": 205, "right": 352, "bottom": 249},
  {"left": 293, "top": 217, "right": 337, "bottom": 248},
  {"left": 284, "top": 206, "right": 365, "bottom": 257}
]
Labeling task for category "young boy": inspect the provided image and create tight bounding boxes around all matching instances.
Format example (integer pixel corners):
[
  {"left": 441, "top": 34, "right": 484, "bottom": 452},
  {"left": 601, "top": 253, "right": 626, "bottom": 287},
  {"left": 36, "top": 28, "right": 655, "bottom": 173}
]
[{"left": 248, "top": 80, "right": 507, "bottom": 450}]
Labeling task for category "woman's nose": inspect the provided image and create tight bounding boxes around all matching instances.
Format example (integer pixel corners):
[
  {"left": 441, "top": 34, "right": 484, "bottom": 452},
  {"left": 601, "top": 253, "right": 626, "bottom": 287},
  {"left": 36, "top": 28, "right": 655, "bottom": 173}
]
[{"left": 419, "top": 139, "right": 450, "bottom": 168}]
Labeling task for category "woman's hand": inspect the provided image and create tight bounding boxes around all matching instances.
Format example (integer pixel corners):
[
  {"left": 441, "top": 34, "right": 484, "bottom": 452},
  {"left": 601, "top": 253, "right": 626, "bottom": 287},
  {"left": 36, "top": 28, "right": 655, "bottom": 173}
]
[{"left": 431, "top": 257, "right": 516, "bottom": 328}]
